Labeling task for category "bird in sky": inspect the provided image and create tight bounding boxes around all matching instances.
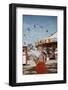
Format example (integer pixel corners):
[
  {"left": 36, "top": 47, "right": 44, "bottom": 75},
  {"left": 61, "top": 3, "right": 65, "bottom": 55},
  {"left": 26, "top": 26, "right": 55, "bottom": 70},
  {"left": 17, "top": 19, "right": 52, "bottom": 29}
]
[
  {"left": 46, "top": 29, "right": 48, "bottom": 32},
  {"left": 27, "top": 27, "right": 30, "bottom": 31},
  {"left": 34, "top": 24, "right": 36, "bottom": 28}
]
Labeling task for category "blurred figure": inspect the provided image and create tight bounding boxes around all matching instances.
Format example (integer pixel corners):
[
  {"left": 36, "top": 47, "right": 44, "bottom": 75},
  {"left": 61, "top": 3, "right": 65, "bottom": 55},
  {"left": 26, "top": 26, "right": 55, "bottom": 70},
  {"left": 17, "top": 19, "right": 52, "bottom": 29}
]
[
  {"left": 55, "top": 48, "right": 57, "bottom": 60},
  {"left": 35, "top": 46, "right": 48, "bottom": 74}
]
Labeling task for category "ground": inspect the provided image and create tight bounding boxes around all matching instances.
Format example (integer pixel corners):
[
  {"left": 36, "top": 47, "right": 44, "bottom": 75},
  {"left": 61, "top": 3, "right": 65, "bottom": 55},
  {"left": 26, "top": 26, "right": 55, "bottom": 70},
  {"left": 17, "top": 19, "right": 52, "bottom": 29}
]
[{"left": 23, "top": 60, "right": 57, "bottom": 75}]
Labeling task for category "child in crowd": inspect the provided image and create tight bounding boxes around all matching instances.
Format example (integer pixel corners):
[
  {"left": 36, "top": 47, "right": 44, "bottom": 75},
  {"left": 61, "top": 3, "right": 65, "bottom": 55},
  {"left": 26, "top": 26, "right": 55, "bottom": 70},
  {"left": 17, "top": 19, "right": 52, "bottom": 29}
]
[{"left": 35, "top": 46, "right": 48, "bottom": 74}]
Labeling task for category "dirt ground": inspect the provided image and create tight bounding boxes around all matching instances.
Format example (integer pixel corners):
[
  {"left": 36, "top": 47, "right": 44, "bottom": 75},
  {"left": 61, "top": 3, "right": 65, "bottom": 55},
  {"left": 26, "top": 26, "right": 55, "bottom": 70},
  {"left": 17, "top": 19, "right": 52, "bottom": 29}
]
[{"left": 23, "top": 60, "right": 57, "bottom": 75}]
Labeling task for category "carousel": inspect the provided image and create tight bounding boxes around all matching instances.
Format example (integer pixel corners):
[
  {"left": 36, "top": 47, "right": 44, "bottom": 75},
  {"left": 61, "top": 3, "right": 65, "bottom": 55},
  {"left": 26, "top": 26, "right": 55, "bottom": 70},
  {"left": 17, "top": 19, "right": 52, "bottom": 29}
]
[{"left": 35, "top": 32, "right": 57, "bottom": 60}]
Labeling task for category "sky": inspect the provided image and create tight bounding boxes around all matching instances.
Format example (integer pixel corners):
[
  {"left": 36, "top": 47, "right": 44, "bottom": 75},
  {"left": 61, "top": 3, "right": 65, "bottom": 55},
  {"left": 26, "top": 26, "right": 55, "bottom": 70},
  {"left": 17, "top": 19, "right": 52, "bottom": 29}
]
[{"left": 23, "top": 15, "right": 57, "bottom": 46}]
